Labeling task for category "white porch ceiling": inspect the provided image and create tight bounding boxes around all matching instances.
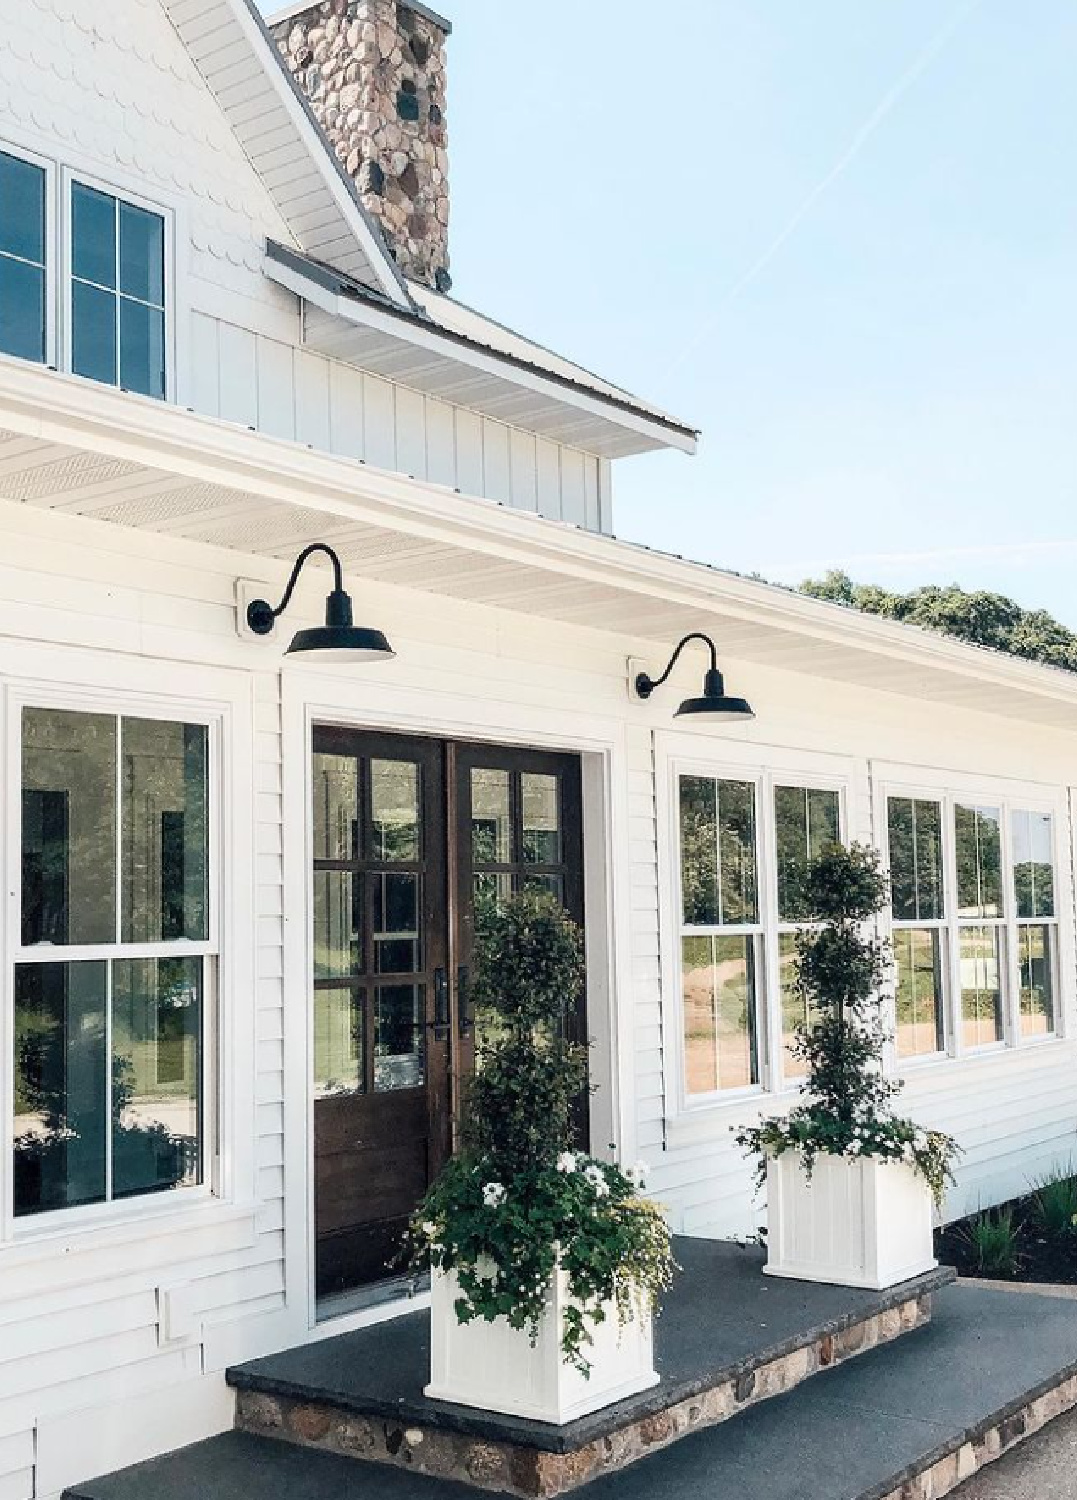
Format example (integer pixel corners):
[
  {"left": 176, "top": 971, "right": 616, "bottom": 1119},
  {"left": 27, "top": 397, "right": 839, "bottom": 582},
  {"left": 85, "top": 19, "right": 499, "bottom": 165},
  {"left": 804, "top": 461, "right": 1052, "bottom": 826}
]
[{"left": 2, "top": 362, "right": 1077, "bottom": 732}]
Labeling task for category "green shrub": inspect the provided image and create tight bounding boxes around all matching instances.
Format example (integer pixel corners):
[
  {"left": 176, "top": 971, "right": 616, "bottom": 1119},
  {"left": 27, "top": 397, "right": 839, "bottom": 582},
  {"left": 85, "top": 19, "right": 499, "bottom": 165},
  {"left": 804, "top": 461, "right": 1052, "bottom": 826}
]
[
  {"left": 1030, "top": 1168, "right": 1077, "bottom": 1240},
  {"left": 960, "top": 1208, "right": 1022, "bottom": 1278}
]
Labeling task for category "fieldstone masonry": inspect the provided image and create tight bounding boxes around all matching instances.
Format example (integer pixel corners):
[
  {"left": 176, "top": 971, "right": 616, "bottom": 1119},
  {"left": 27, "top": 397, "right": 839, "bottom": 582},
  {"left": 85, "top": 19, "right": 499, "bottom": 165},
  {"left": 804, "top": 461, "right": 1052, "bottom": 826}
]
[{"left": 271, "top": 0, "right": 451, "bottom": 290}]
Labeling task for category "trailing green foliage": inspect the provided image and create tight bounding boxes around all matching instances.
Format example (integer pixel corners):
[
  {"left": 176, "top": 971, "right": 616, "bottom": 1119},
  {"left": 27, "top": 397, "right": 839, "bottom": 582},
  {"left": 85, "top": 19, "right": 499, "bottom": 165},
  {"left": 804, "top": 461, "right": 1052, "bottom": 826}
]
[
  {"left": 409, "top": 890, "right": 674, "bottom": 1375},
  {"left": 736, "top": 844, "right": 959, "bottom": 1209},
  {"left": 1030, "top": 1167, "right": 1077, "bottom": 1240},
  {"left": 960, "top": 1207, "right": 1022, "bottom": 1278},
  {"left": 801, "top": 571, "right": 1077, "bottom": 673}
]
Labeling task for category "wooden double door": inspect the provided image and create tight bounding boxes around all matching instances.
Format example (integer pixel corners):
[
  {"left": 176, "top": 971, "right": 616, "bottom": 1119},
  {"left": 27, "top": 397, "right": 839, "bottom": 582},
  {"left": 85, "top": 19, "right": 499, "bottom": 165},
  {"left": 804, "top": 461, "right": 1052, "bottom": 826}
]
[{"left": 311, "top": 729, "right": 585, "bottom": 1301}]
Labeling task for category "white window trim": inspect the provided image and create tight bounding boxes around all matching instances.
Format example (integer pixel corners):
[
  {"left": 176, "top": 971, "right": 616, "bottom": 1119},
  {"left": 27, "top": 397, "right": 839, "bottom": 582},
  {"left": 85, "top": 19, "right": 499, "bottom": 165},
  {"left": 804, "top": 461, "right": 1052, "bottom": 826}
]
[
  {"left": 656, "top": 732, "right": 859, "bottom": 1125},
  {"left": 875, "top": 764, "right": 1073, "bottom": 1077},
  {"left": 0, "top": 658, "right": 256, "bottom": 1247},
  {"left": 60, "top": 165, "right": 177, "bottom": 402},
  {"left": 0, "top": 136, "right": 57, "bottom": 371}
]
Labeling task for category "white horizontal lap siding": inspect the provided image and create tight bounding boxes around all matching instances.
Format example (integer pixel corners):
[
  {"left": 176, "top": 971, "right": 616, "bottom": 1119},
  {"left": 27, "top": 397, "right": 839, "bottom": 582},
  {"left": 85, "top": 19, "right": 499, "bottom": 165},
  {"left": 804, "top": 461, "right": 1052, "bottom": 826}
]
[{"left": 190, "top": 312, "right": 608, "bottom": 526}]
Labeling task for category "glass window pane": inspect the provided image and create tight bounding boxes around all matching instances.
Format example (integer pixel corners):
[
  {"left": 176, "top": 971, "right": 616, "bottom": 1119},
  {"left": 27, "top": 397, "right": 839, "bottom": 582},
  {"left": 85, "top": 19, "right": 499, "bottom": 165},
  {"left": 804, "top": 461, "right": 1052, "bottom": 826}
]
[
  {"left": 888, "top": 797, "right": 944, "bottom": 922},
  {"left": 1012, "top": 811, "right": 1055, "bottom": 920},
  {"left": 119, "top": 299, "right": 165, "bottom": 400},
  {"left": 72, "top": 280, "right": 117, "bottom": 386},
  {"left": 960, "top": 925, "right": 1004, "bottom": 1049},
  {"left": 680, "top": 776, "right": 718, "bottom": 925},
  {"left": 371, "top": 759, "right": 419, "bottom": 862},
  {"left": 1018, "top": 924, "right": 1055, "bottom": 1039},
  {"left": 894, "top": 927, "right": 946, "bottom": 1059},
  {"left": 314, "top": 986, "right": 363, "bottom": 1098},
  {"left": 775, "top": 785, "right": 840, "bottom": 921},
  {"left": 119, "top": 201, "right": 164, "bottom": 305},
  {"left": 522, "top": 773, "right": 561, "bottom": 864},
  {"left": 23, "top": 708, "right": 117, "bottom": 946},
  {"left": 313, "top": 870, "right": 361, "bottom": 979},
  {"left": 779, "top": 931, "right": 808, "bottom": 1081},
  {"left": 955, "top": 804, "right": 1003, "bottom": 919},
  {"left": 718, "top": 780, "right": 758, "bottom": 924},
  {"left": 14, "top": 961, "right": 108, "bottom": 1215},
  {"left": 121, "top": 718, "right": 208, "bottom": 943},
  {"left": 0, "top": 258, "right": 45, "bottom": 363},
  {"left": 681, "top": 934, "right": 758, "bottom": 1095},
  {"left": 374, "top": 984, "right": 425, "bottom": 1091},
  {"left": 313, "top": 753, "right": 357, "bottom": 862},
  {"left": 374, "top": 871, "right": 419, "bottom": 975},
  {"left": 112, "top": 957, "right": 201, "bottom": 1199},
  {"left": 72, "top": 183, "right": 116, "bottom": 288},
  {"left": 471, "top": 768, "right": 511, "bottom": 864},
  {"left": 0, "top": 151, "right": 45, "bottom": 263}
]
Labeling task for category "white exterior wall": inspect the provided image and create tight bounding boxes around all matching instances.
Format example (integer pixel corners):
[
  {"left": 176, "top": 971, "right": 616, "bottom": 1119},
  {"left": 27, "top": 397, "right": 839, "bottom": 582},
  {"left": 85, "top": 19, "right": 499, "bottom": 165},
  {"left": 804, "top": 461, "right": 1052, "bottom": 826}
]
[{"left": 0, "top": 0, "right": 611, "bottom": 532}]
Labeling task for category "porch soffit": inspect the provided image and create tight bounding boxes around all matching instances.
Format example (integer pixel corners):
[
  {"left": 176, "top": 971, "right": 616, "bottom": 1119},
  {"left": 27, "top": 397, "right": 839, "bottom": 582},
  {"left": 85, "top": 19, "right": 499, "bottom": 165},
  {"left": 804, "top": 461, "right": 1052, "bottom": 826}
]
[{"left": 1, "top": 363, "right": 1077, "bottom": 731}]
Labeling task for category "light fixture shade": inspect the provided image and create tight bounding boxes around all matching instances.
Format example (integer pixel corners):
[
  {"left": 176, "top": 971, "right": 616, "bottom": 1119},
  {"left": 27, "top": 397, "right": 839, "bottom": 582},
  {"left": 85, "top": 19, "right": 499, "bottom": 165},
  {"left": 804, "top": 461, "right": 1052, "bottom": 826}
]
[
  {"left": 284, "top": 587, "right": 394, "bottom": 664},
  {"left": 674, "top": 666, "right": 755, "bottom": 720}
]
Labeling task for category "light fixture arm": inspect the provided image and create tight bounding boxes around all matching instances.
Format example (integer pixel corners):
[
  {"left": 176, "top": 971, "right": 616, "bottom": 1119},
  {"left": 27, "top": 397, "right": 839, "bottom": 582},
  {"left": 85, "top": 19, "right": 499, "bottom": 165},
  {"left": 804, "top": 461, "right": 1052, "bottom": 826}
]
[
  {"left": 636, "top": 632, "right": 720, "bottom": 700},
  {"left": 247, "top": 543, "right": 347, "bottom": 636}
]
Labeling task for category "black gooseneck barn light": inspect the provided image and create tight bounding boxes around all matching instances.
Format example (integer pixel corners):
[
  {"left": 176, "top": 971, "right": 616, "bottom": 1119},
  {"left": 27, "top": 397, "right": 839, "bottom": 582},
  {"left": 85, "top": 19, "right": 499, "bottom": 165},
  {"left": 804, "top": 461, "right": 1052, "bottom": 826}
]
[
  {"left": 635, "top": 632, "right": 754, "bottom": 720},
  {"left": 246, "top": 543, "right": 395, "bottom": 664}
]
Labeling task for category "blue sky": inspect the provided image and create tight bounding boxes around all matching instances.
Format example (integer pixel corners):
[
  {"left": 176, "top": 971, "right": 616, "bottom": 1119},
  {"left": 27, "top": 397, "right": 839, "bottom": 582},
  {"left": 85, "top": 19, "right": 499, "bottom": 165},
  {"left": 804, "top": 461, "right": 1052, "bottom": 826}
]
[{"left": 267, "top": 2, "right": 1077, "bottom": 624}]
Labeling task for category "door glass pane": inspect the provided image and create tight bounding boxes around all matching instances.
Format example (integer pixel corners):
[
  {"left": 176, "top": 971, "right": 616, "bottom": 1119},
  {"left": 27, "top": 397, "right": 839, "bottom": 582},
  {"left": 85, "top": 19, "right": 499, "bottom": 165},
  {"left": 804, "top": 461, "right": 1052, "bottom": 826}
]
[
  {"left": 1018, "top": 925, "right": 1055, "bottom": 1039},
  {"left": 960, "top": 925, "right": 1004, "bottom": 1049},
  {"left": 14, "top": 961, "right": 108, "bottom": 1215},
  {"left": 374, "top": 984, "right": 425, "bottom": 1091},
  {"left": 314, "top": 986, "right": 363, "bottom": 1097},
  {"left": 373, "top": 872, "right": 419, "bottom": 974},
  {"left": 779, "top": 931, "right": 808, "bottom": 1081},
  {"left": 23, "top": 708, "right": 117, "bottom": 946},
  {"left": 119, "top": 201, "right": 164, "bottom": 305},
  {"left": 121, "top": 718, "right": 208, "bottom": 943},
  {"left": 894, "top": 927, "right": 946, "bottom": 1059},
  {"left": 0, "top": 257, "right": 45, "bottom": 363},
  {"left": 471, "top": 768, "right": 511, "bottom": 863},
  {"left": 119, "top": 299, "right": 165, "bottom": 400},
  {"left": 1012, "top": 811, "right": 1055, "bottom": 919},
  {"left": 112, "top": 957, "right": 201, "bottom": 1199},
  {"left": 888, "top": 797, "right": 945, "bottom": 922},
  {"left": 371, "top": 759, "right": 420, "bottom": 862},
  {"left": 313, "top": 753, "right": 357, "bottom": 861},
  {"left": 313, "top": 871, "right": 361, "bottom": 979},
  {"left": 72, "top": 280, "right": 117, "bottom": 385},
  {"left": 0, "top": 151, "right": 45, "bottom": 263},
  {"left": 681, "top": 934, "right": 758, "bottom": 1095},
  {"left": 775, "top": 785, "right": 841, "bottom": 921},
  {"left": 72, "top": 183, "right": 116, "bottom": 289},
  {"left": 955, "top": 804, "right": 1003, "bottom": 918},
  {"left": 522, "top": 773, "right": 561, "bottom": 864}
]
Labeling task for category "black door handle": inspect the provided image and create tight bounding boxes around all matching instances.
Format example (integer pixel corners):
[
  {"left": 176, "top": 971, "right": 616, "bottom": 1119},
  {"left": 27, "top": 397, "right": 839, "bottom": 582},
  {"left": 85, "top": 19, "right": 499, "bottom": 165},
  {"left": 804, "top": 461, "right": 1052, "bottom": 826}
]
[
  {"left": 458, "top": 965, "right": 473, "bottom": 1039},
  {"left": 431, "top": 968, "right": 450, "bottom": 1041}
]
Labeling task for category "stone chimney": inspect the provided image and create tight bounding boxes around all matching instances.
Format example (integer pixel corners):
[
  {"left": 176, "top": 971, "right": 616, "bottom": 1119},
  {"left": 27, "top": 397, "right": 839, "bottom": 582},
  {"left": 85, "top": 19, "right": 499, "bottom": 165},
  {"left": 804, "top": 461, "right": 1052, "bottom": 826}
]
[{"left": 271, "top": 0, "right": 451, "bottom": 291}]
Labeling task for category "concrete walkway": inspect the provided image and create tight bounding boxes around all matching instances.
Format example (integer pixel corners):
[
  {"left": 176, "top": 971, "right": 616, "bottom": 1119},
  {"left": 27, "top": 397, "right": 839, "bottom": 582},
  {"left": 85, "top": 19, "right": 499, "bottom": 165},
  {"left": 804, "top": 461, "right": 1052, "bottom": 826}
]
[{"left": 953, "top": 1403, "right": 1077, "bottom": 1498}]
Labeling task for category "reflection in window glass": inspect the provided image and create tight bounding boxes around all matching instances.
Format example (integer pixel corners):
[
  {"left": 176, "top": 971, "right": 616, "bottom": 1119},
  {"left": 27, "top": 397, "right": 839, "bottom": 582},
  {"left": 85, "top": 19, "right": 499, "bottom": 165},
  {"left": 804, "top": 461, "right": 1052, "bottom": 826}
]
[
  {"left": 960, "top": 925, "right": 1004, "bottom": 1049},
  {"left": 954, "top": 804, "right": 1003, "bottom": 919},
  {"left": 679, "top": 777, "right": 757, "bottom": 927},
  {"left": 371, "top": 760, "right": 420, "bottom": 862},
  {"left": 22, "top": 709, "right": 117, "bottom": 946},
  {"left": 375, "top": 985, "right": 425, "bottom": 1091},
  {"left": 313, "top": 871, "right": 360, "bottom": 980},
  {"left": 1018, "top": 925, "right": 1055, "bottom": 1040},
  {"left": 887, "top": 798, "right": 945, "bottom": 922},
  {"left": 681, "top": 935, "right": 758, "bottom": 1094},
  {"left": 522, "top": 773, "right": 561, "bottom": 864},
  {"left": 894, "top": 927, "right": 945, "bottom": 1058},
  {"left": 471, "top": 768, "right": 511, "bottom": 864},
  {"left": 111, "top": 958, "right": 201, "bottom": 1199},
  {"left": 314, "top": 987, "right": 363, "bottom": 1098},
  {"left": 121, "top": 718, "right": 208, "bottom": 943},
  {"left": 774, "top": 785, "right": 840, "bottom": 921},
  {"left": 1012, "top": 811, "right": 1055, "bottom": 919},
  {"left": 313, "top": 753, "right": 357, "bottom": 862}
]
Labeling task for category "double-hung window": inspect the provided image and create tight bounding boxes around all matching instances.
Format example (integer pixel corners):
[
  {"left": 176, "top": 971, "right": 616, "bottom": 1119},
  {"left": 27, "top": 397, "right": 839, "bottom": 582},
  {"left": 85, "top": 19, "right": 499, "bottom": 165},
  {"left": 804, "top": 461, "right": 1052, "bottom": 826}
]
[
  {"left": 71, "top": 181, "right": 166, "bottom": 399},
  {"left": 774, "top": 784, "right": 842, "bottom": 1080},
  {"left": 14, "top": 706, "right": 213, "bottom": 1219},
  {"left": 0, "top": 148, "right": 48, "bottom": 365}
]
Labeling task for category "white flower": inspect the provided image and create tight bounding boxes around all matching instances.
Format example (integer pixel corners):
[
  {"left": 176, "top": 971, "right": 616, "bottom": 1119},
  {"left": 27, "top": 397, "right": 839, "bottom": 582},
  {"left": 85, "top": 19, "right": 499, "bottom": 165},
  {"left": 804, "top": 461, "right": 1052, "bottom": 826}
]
[
  {"left": 556, "top": 1152, "right": 579, "bottom": 1174},
  {"left": 482, "top": 1182, "right": 506, "bottom": 1208}
]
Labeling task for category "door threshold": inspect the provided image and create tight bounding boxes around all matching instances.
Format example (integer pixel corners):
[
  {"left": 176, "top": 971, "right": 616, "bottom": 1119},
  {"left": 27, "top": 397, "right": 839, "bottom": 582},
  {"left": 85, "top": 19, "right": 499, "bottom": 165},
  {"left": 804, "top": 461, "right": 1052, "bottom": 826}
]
[{"left": 316, "top": 1271, "right": 430, "bottom": 1325}]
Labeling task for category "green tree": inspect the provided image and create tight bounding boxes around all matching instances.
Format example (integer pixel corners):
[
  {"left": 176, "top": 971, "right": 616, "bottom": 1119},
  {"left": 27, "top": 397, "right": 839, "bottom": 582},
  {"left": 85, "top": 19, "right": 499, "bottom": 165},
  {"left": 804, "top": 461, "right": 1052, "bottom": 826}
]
[{"left": 801, "top": 571, "right": 1077, "bottom": 673}]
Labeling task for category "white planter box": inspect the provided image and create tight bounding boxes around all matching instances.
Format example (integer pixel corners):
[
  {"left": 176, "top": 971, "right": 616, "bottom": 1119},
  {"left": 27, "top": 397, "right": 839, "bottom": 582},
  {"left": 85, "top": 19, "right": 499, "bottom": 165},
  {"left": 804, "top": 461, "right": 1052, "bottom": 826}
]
[
  {"left": 764, "top": 1151, "right": 937, "bottom": 1291},
  {"left": 425, "top": 1263, "right": 659, "bottom": 1425}
]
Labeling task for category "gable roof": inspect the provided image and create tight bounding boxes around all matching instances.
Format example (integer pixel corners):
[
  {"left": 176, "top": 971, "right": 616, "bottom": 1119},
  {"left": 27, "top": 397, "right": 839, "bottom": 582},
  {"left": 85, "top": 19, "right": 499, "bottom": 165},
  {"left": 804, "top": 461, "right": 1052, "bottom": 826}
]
[{"left": 160, "top": 0, "right": 409, "bottom": 306}]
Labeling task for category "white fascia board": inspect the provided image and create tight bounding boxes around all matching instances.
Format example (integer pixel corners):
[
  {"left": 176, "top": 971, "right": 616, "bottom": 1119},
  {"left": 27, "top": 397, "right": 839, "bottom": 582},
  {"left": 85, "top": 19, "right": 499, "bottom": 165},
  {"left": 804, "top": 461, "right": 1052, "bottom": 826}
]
[
  {"left": 1, "top": 359, "right": 1075, "bottom": 713},
  {"left": 266, "top": 256, "right": 699, "bottom": 457}
]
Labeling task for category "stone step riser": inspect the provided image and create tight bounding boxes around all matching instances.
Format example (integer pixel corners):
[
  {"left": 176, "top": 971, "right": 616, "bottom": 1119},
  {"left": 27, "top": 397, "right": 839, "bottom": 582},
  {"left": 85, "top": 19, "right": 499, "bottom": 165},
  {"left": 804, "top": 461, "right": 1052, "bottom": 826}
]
[{"left": 235, "top": 1290, "right": 935, "bottom": 1498}]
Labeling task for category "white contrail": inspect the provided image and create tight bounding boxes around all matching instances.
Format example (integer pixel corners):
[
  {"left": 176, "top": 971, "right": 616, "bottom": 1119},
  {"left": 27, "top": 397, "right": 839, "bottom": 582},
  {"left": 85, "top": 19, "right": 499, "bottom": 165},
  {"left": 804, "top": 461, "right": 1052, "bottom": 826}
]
[{"left": 664, "top": 0, "right": 983, "bottom": 378}]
